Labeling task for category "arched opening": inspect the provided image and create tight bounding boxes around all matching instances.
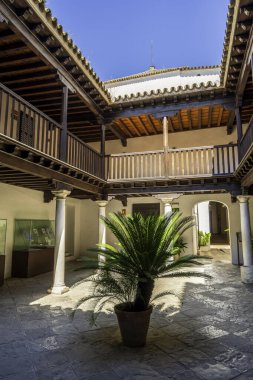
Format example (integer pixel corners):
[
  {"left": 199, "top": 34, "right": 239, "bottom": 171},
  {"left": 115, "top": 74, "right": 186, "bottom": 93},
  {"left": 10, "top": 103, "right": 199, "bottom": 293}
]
[{"left": 193, "top": 200, "right": 231, "bottom": 262}]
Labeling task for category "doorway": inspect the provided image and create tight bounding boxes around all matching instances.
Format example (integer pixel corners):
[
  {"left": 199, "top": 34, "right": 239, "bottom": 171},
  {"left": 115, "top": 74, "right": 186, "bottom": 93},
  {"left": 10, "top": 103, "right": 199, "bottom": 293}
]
[{"left": 194, "top": 200, "right": 231, "bottom": 262}]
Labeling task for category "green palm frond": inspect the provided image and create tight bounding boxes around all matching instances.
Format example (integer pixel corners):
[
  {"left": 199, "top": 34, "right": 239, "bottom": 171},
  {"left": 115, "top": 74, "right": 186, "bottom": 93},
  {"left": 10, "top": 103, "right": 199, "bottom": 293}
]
[{"left": 73, "top": 211, "right": 211, "bottom": 321}]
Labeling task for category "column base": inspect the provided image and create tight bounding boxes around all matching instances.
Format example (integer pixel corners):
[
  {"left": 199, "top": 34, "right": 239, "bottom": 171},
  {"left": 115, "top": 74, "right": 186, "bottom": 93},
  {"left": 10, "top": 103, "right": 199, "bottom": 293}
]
[
  {"left": 240, "top": 266, "right": 253, "bottom": 283},
  {"left": 48, "top": 285, "right": 69, "bottom": 295}
]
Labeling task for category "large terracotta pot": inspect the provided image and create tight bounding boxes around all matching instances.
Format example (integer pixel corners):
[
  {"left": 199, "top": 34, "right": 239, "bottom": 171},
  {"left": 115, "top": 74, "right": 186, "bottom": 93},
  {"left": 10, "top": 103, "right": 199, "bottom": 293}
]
[
  {"left": 115, "top": 303, "right": 153, "bottom": 347},
  {"left": 0, "top": 255, "right": 5, "bottom": 287}
]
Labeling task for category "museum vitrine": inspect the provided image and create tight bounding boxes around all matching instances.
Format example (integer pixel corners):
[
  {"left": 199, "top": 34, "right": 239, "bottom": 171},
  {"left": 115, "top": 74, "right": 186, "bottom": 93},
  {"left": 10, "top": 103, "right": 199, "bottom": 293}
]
[{"left": 12, "top": 219, "right": 55, "bottom": 277}]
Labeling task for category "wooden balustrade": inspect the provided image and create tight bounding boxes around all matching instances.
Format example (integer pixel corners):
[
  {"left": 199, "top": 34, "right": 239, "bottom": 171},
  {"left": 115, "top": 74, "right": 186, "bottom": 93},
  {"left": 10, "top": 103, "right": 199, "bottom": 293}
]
[
  {"left": 240, "top": 117, "right": 253, "bottom": 161},
  {"left": 67, "top": 132, "right": 103, "bottom": 178},
  {"left": 0, "top": 83, "right": 63, "bottom": 159},
  {"left": 0, "top": 83, "right": 103, "bottom": 179},
  {"left": 106, "top": 144, "right": 238, "bottom": 182}
]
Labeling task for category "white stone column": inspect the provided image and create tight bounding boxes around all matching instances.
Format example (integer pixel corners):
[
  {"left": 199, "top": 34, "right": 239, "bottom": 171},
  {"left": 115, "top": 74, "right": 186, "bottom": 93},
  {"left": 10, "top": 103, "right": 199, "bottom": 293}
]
[
  {"left": 154, "top": 193, "right": 182, "bottom": 216},
  {"left": 96, "top": 200, "right": 109, "bottom": 263},
  {"left": 237, "top": 196, "right": 253, "bottom": 283},
  {"left": 163, "top": 117, "right": 169, "bottom": 148},
  {"left": 49, "top": 189, "right": 70, "bottom": 294}
]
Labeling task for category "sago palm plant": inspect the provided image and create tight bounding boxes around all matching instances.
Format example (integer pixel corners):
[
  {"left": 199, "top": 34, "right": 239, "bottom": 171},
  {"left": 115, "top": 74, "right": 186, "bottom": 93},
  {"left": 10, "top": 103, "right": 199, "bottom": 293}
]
[{"left": 74, "top": 211, "right": 210, "bottom": 324}]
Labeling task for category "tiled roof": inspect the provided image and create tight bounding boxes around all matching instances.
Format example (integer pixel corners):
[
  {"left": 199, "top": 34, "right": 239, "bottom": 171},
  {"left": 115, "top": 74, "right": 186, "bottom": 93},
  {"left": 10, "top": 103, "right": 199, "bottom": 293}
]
[
  {"left": 110, "top": 81, "right": 220, "bottom": 103},
  {"left": 105, "top": 65, "right": 220, "bottom": 85},
  {"left": 26, "top": 0, "right": 238, "bottom": 105},
  {"left": 220, "top": 0, "right": 237, "bottom": 86},
  {"left": 27, "top": 0, "right": 110, "bottom": 102}
]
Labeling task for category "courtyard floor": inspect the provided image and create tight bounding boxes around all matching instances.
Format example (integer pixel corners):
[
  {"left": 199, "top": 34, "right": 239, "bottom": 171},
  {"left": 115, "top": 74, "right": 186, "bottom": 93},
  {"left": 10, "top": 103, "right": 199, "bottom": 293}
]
[{"left": 1, "top": 251, "right": 253, "bottom": 380}]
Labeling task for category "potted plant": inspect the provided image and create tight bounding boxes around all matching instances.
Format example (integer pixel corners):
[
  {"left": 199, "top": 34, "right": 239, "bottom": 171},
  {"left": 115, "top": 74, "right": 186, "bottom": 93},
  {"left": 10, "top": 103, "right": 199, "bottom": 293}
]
[
  {"left": 74, "top": 212, "right": 210, "bottom": 347},
  {"left": 198, "top": 230, "right": 211, "bottom": 252}
]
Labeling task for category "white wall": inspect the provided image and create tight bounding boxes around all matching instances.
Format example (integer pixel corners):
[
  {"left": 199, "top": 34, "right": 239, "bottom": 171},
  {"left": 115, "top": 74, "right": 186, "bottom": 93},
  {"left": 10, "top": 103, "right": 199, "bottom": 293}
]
[
  {"left": 0, "top": 183, "right": 82, "bottom": 278},
  {"left": 197, "top": 201, "right": 210, "bottom": 233},
  {"left": 89, "top": 125, "right": 247, "bottom": 155},
  {"left": 79, "top": 193, "right": 253, "bottom": 266}
]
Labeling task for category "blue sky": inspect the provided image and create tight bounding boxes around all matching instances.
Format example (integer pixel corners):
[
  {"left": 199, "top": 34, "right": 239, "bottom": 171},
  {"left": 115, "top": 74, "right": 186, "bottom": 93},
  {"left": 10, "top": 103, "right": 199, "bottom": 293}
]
[{"left": 46, "top": 0, "right": 229, "bottom": 81}]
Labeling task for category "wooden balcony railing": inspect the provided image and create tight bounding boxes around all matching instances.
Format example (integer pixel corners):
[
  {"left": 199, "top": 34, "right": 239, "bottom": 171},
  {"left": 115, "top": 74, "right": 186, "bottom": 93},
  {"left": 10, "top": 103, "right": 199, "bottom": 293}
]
[
  {"left": 106, "top": 144, "right": 238, "bottom": 182},
  {"left": 0, "top": 83, "right": 103, "bottom": 179},
  {"left": 240, "top": 116, "right": 253, "bottom": 161},
  {"left": 67, "top": 132, "right": 103, "bottom": 178}
]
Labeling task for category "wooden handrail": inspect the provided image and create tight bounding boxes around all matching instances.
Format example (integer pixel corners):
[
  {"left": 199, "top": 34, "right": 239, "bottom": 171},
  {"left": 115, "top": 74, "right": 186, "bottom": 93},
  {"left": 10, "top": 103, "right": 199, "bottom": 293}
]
[
  {"left": 106, "top": 144, "right": 239, "bottom": 181},
  {"left": 0, "top": 83, "right": 103, "bottom": 179},
  {"left": 108, "top": 144, "right": 238, "bottom": 157},
  {"left": 0, "top": 82, "right": 62, "bottom": 130}
]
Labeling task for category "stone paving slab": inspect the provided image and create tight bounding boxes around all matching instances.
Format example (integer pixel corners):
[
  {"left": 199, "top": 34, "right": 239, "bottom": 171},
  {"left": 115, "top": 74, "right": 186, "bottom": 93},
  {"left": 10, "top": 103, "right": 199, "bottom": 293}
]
[{"left": 0, "top": 260, "right": 253, "bottom": 379}]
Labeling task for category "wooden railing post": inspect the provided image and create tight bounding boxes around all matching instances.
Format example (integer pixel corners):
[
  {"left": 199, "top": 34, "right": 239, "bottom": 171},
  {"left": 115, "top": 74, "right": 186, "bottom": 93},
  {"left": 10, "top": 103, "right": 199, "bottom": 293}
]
[
  {"left": 163, "top": 117, "right": 169, "bottom": 176},
  {"left": 100, "top": 124, "right": 106, "bottom": 179},
  {"left": 235, "top": 107, "right": 242, "bottom": 161},
  {"left": 60, "top": 86, "right": 68, "bottom": 161}
]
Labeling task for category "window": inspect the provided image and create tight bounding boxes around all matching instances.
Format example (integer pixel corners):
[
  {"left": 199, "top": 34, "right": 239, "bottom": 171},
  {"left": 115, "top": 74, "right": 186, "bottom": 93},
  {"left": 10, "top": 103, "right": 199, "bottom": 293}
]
[
  {"left": 18, "top": 111, "right": 34, "bottom": 146},
  {"left": 132, "top": 203, "right": 160, "bottom": 217}
]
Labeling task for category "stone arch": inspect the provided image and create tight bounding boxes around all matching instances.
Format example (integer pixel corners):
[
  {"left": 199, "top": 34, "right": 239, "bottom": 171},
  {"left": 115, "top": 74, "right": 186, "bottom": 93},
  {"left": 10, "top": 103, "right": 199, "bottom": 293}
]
[{"left": 192, "top": 199, "right": 231, "bottom": 261}]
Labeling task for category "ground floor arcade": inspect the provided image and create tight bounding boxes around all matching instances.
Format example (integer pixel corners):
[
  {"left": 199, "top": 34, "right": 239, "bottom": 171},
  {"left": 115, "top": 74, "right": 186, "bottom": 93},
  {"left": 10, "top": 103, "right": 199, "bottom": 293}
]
[{"left": 1, "top": 181, "right": 253, "bottom": 287}]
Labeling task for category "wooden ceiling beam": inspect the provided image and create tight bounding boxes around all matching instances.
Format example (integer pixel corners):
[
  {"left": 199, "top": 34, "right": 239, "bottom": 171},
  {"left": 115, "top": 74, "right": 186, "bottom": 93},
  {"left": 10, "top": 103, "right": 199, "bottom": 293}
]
[
  {"left": 0, "top": 45, "right": 30, "bottom": 58},
  {"left": 12, "top": 81, "right": 60, "bottom": 92},
  {"left": 116, "top": 119, "right": 134, "bottom": 137},
  {"left": 111, "top": 121, "right": 129, "bottom": 140},
  {"left": 177, "top": 112, "right": 183, "bottom": 131},
  {"left": 208, "top": 106, "right": 213, "bottom": 128},
  {"left": 127, "top": 118, "right": 142, "bottom": 137},
  {"left": 227, "top": 109, "right": 235, "bottom": 135},
  {"left": 146, "top": 115, "right": 158, "bottom": 134},
  {"left": 0, "top": 1, "right": 105, "bottom": 117},
  {"left": 217, "top": 107, "right": 223, "bottom": 127},
  {"left": 3, "top": 73, "right": 57, "bottom": 86},
  {"left": 187, "top": 109, "right": 192, "bottom": 130},
  {"left": 0, "top": 150, "right": 101, "bottom": 194},
  {"left": 137, "top": 116, "right": 149, "bottom": 136},
  {"left": 0, "top": 63, "right": 49, "bottom": 78},
  {"left": 107, "top": 124, "right": 127, "bottom": 147},
  {"left": 117, "top": 119, "right": 134, "bottom": 138},
  {"left": 198, "top": 108, "right": 202, "bottom": 129},
  {"left": 168, "top": 117, "right": 174, "bottom": 132},
  {"left": 0, "top": 54, "right": 40, "bottom": 68}
]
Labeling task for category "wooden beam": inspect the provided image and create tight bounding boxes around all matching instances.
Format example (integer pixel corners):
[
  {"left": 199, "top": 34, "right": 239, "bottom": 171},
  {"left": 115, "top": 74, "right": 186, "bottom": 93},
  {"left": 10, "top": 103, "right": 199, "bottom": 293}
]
[
  {"left": 198, "top": 108, "right": 202, "bottom": 129},
  {"left": 137, "top": 116, "right": 149, "bottom": 135},
  {"left": 146, "top": 115, "right": 158, "bottom": 133},
  {"left": 100, "top": 124, "right": 106, "bottom": 178},
  {"left": 105, "top": 96, "right": 235, "bottom": 121},
  {"left": 235, "top": 107, "right": 243, "bottom": 143},
  {"left": 108, "top": 124, "right": 127, "bottom": 147},
  {"left": 0, "top": 1, "right": 104, "bottom": 117},
  {"left": 208, "top": 106, "right": 213, "bottom": 128},
  {"left": 168, "top": 117, "right": 174, "bottom": 132},
  {"left": 177, "top": 112, "right": 183, "bottom": 130},
  {"left": 227, "top": 109, "right": 235, "bottom": 135},
  {"left": 0, "top": 150, "right": 101, "bottom": 194},
  {"left": 187, "top": 109, "right": 192, "bottom": 129},
  {"left": 217, "top": 107, "right": 223, "bottom": 127},
  {"left": 60, "top": 86, "right": 68, "bottom": 161},
  {"left": 118, "top": 119, "right": 134, "bottom": 138},
  {"left": 127, "top": 118, "right": 141, "bottom": 137}
]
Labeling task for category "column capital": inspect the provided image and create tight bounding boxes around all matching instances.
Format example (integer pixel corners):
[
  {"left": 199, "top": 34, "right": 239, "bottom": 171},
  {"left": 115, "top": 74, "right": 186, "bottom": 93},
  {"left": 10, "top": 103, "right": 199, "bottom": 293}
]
[
  {"left": 96, "top": 200, "right": 109, "bottom": 208},
  {"left": 237, "top": 196, "right": 251, "bottom": 203},
  {"left": 154, "top": 193, "right": 182, "bottom": 204},
  {"left": 52, "top": 189, "right": 71, "bottom": 199}
]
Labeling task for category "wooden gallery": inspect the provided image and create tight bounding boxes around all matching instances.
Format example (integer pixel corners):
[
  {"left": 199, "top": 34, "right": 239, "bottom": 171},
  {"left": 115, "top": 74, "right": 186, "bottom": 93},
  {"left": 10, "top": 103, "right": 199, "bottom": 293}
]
[{"left": 0, "top": 0, "right": 253, "bottom": 291}]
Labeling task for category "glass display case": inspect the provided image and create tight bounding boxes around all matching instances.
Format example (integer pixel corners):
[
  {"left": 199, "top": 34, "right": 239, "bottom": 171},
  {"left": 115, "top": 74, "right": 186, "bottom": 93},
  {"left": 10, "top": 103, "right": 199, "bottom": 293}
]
[
  {"left": 12, "top": 219, "right": 55, "bottom": 278},
  {"left": 0, "top": 219, "right": 7, "bottom": 286},
  {"left": 13, "top": 219, "right": 55, "bottom": 250},
  {"left": 0, "top": 219, "right": 7, "bottom": 254}
]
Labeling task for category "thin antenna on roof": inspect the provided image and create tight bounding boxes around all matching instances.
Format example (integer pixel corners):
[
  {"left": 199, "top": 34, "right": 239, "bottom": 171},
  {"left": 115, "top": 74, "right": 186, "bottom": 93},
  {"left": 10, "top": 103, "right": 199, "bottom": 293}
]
[{"left": 150, "top": 40, "right": 155, "bottom": 71}]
